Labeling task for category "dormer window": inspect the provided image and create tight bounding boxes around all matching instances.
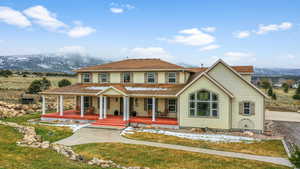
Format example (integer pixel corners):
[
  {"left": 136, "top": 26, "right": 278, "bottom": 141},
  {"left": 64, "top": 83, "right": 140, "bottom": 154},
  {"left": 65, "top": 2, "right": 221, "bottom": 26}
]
[
  {"left": 146, "top": 72, "right": 156, "bottom": 83},
  {"left": 167, "top": 72, "right": 177, "bottom": 84},
  {"left": 82, "top": 73, "right": 91, "bottom": 83},
  {"left": 122, "top": 72, "right": 132, "bottom": 83},
  {"left": 99, "top": 72, "right": 109, "bottom": 83}
]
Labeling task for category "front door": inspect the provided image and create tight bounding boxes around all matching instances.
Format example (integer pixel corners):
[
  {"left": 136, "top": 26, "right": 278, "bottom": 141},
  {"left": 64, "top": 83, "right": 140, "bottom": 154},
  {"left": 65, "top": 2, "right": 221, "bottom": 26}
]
[{"left": 83, "top": 96, "right": 92, "bottom": 110}]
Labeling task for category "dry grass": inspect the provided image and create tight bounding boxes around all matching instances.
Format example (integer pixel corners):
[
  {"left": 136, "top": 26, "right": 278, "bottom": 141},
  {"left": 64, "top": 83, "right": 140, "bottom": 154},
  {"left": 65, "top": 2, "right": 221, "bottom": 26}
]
[
  {"left": 73, "top": 143, "right": 290, "bottom": 169},
  {"left": 124, "top": 132, "right": 287, "bottom": 158}
]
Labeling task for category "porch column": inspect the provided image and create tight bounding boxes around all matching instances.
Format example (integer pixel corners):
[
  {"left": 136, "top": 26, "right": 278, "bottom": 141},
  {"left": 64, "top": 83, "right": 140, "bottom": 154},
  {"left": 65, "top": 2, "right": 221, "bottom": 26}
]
[
  {"left": 123, "top": 96, "right": 127, "bottom": 121},
  {"left": 42, "top": 95, "right": 46, "bottom": 115},
  {"left": 103, "top": 96, "right": 107, "bottom": 118},
  {"left": 59, "top": 95, "right": 64, "bottom": 116},
  {"left": 56, "top": 96, "right": 59, "bottom": 113},
  {"left": 80, "top": 96, "right": 84, "bottom": 117},
  {"left": 126, "top": 97, "right": 130, "bottom": 120},
  {"left": 99, "top": 95, "right": 103, "bottom": 119},
  {"left": 152, "top": 97, "right": 156, "bottom": 121}
]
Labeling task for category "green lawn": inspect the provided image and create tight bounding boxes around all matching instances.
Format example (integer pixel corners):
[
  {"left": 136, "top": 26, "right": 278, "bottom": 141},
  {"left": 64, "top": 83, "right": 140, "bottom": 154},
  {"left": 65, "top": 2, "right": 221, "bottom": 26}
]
[
  {"left": 1, "top": 113, "right": 73, "bottom": 142},
  {"left": 123, "top": 132, "right": 287, "bottom": 158},
  {"left": 73, "top": 143, "right": 290, "bottom": 169},
  {"left": 0, "top": 125, "right": 104, "bottom": 169}
]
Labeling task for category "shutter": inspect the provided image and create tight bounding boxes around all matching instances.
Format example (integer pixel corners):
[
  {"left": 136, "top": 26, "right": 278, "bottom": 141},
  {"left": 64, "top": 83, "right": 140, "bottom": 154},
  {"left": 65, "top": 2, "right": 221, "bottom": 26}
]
[
  {"left": 250, "top": 102, "right": 255, "bottom": 115},
  {"left": 239, "top": 102, "right": 244, "bottom": 115},
  {"left": 130, "top": 72, "right": 133, "bottom": 83},
  {"left": 90, "top": 73, "right": 93, "bottom": 83},
  {"left": 144, "top": 98, "right": 147, "bottom": 111},
  {"left": 176, "top": 72, "right": 179, "bottom": 84},
  {"left": 107, "top": 73, "right": 110, "bottom": 83},
  {"left": 165, "top": 72, "right": 168, "bottom": 83},
  {"left": 121, "top": 72, "right": 124, "bottom": 83},
  {"left": 144, "top": 72, "right": 147, "bottom": 83},
  {"left": 165, "top": 98, "right": 169, "bottom": 113},
  {"left": 155, "top": 72, "right": 158, "bottom": 83},
  {"left": 155, "top": 98, "right": 158, "bottom": 112}
]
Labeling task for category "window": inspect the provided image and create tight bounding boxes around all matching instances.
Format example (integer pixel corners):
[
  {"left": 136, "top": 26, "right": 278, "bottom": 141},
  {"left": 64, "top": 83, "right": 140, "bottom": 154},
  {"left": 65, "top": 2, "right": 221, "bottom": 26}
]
[
  {"left": 147, "top": 98, "right": 153, "bottom": 111},
  {"left": 83, "top": 96, "right": 91, "bottom": 109},
  {"left": 243, "top": 102, "right": 250, "bottom": 115},
  {"left": 82, "top": 73, "right": 91, "bottom": 83},
  {"left": 123, "top": 72, "right": 131, "bottom": 83},
  {"left": 147, "top": 72, "right": 156, "bottom": 83},
  {"left": 99, "top": 73, "right": 109, "bottom": 83},
  {"left": 167, "top": 72, "right": 177, "bottom": 83},
  {"left": 168, "top": 99, "right": 177, "bottom": 113},
  {"left": 189, "top": 90, "right": 218, "bottom": 117}
]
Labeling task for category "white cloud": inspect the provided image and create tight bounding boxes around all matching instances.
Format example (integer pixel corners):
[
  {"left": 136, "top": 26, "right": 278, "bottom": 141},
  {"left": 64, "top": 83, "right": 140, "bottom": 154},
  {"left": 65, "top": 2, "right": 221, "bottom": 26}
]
[
  {"left": 202, "top": 27, "right": 216, "bottom": 33},
  {"left": 110, "top": 8, "right": 124, "bottom": 14},
  {"left": 287, "top": 54, "right": 296, "bottom": 59},
  {"left": 67, "top": 26, "right": 96, "bottom": 38},
  {"left": 256, "top": 22, "right": 292, "bottom": 34},
  {"left": 123, "top": 47, "right": 173, "bottom": 60},
  {"left": 223, "top": 52, "right": 256, "bottom": 64},
  {"left": 23, "top": 5, "right": 67, "bottom": 30},
  {"left": 234, "top": 31, "right": 250, "bottom": 39},
  {"left": 58, "top": 46, "right": 87, "bottom": 56},
  {"left": 171, "top": 28, "right": 215, "bottom": 46},
  {"left": 0, "top": 6, "right": 31, "bottom": 27},
  {"left": 199, "top": 44, "right": 220, "bottom": 51}
]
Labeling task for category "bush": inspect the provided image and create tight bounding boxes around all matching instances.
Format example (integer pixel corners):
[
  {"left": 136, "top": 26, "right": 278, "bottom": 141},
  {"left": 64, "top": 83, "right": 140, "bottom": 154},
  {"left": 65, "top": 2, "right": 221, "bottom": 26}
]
[
  {"left": 272, "top": 93, "right": 277, "bottom": 100},
  {"left": 0, "top": 70, "right": 13, "bottom": 77},
  {"left": 289, "top": 146, "right": 300, "bottom": 168},
  {"left": 293, "top": 94, "right": 300, "bottom": 100},
  {"left": 58, "top": 79, "right": 72, "bottom": 87},
  {"left": 267, "top": 87, "right": 273, "bottom": 97},
  {"left": 283, "top": 85, "right": 289, "bottom": 93},
  {"left": 27, "top": 78, "right": 51, "bottom": 94}
]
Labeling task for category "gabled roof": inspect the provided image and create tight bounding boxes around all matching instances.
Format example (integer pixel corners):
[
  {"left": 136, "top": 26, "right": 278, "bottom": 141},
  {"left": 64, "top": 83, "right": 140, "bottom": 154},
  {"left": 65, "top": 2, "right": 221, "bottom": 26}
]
[
  {"left": 74, "top": 58, "right": 184, "bottom": 72},
  {"left": 176, "top": 72, "right": 234, "bottom": 98},
  {"left": 205, "top": 59, "right": 268, "bottom": 98},
  {"left": 185, "top": 66, "right": 254, "bottom": 74}
]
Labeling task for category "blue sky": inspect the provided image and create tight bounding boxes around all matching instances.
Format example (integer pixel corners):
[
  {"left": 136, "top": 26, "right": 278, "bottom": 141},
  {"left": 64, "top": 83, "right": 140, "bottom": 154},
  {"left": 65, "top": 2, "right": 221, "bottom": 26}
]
[{"left": 0, "top": 0, "right": 299, "bottom": 68}]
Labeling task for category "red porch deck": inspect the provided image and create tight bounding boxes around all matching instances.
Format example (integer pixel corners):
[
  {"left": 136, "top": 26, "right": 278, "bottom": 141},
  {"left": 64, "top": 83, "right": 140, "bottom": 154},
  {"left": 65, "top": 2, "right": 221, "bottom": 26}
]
[{"left": 41, "top": 110, "right": 178, "bottom": 126}]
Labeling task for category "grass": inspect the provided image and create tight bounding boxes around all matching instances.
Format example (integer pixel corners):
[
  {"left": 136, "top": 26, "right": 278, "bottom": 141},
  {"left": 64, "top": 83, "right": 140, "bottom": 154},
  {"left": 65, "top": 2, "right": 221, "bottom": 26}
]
[
  {"left": 73, "top": 143, "right": 290, "bottom": 169},
  {"left": 0, "top": 125, "right": 104, "bottom": 169},
  {"left": 1, "top": 113, "right": 73, "bottom": 142},
  {"left": 123, "top": 132, "right": 287, "bottom": 158}
]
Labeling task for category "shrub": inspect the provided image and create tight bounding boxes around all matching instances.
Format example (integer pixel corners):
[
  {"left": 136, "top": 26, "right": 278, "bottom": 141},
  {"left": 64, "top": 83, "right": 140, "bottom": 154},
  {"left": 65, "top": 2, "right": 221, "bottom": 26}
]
[
  {"left": 283, "top": 85, "right": 289, "bottom": 93},
  {"left": 0, "top": 70, "right": 13, "bottom": 77},
  {"left": 58, "top": 79, "right": 72, "bottom": 87},
  {"left": 267, "top": 87, "right": 273, "bottom": 97},
  {"left": 293, "top": 94, "right": 300, "bottom": 100},
  {"left": 289, "top": 146, "right": 300, "bottom": 168},
  {"left": 272, "top": 93, "right": 277, "bottom": 100}
]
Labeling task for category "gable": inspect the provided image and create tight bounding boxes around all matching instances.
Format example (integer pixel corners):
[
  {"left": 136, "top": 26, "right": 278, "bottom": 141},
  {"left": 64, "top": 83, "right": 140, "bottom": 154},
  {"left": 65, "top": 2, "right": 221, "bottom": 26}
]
[
  {"left": 98, "top": 87, "right": 126, "bottom": 96},
  {"left": 207, "top": 62, "right": 265, "bottom": 98}
]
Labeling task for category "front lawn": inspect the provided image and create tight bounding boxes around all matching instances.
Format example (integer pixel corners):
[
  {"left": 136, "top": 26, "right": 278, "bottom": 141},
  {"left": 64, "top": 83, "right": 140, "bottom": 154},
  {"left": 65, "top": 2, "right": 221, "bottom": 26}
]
[
  {"left": 0, "top": 125, "right": 102, "bottom": 169},
  {"left": 1, "top": 113, "right": 73, "bottom": 142},
  {"left": 73, "top": 143, "right": 290, "bottom": 169},
  {"left": 123, "top": 131, "right": 287, "bottom": 158}
]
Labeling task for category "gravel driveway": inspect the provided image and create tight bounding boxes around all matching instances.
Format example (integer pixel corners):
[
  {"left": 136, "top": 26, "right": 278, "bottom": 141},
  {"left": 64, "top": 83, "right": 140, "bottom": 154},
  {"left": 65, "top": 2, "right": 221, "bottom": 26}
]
[
  {"left": 274, "top": 121, "right": 300, "bottom": 147},
  {"left": 266, "top": 111, "right": 300, "bottom": 122}
]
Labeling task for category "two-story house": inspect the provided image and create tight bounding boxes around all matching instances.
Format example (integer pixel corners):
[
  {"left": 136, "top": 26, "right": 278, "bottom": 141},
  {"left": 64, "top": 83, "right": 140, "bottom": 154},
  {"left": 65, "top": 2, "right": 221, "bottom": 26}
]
[{"left": 41, "top": 58, "right": 267, "bottom": 133}]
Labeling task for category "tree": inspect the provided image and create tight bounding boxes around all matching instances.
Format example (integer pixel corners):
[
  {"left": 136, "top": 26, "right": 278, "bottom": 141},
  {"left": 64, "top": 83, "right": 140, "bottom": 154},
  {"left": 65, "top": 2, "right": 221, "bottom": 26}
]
[
  {"left": 293, "top": 85, "right": 300, "bottom": 100},
  {"left": 283, "top": 83, "right": 289, "bottom": 93},
  {"left": 260, "top": 78, "right": 271, "bottom": 90},
  {"left": 267, "top": 87, "right": 273, "bottom": 97},
  {"left": 27, "top": 78, "right": 51, "bottom": 94},
  {"left": 272, "top": 93, "right": 277, "bottom": 100},
  {"left": 58, "top": 79, "right": 72, "bottom": 87},
  {"left": 289, "top": 146, "right": 300, "bottom": 168}
]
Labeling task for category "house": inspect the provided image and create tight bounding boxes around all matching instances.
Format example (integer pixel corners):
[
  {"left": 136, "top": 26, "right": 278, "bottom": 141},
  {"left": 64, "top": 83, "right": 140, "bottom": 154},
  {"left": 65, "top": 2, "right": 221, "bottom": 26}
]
[{"left": 41, "top": 59, "right": 267, "bottom": 133}]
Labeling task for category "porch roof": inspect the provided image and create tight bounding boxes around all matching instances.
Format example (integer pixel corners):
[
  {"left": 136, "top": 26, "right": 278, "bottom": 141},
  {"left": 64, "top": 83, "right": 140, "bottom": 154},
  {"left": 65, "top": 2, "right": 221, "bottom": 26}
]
[{"left": 41, "top": 83, "right": 185, "bottom": 97}]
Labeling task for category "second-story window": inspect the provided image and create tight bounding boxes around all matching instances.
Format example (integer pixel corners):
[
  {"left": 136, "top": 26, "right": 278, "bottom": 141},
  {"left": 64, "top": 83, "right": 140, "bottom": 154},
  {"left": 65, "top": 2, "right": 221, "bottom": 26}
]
[
  {"left": 82, "top": 73, "right": 91, "bottom": 83},
  {"left": 123, "top": 72, "right": 131, "bottom": 83},
  {"left": 147, "top": 72, "right": 156, "bottom": 83},
  {"left": 167, "top": 72, "right": 177, "bottom": 84},
  {"left": 99, "top": 73, "right": 109, "bottom": 83}
]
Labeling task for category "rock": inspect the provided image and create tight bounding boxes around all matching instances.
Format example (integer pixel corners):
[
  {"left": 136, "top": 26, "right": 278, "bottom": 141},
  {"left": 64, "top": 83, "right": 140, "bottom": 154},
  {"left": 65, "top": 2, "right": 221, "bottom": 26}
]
[
  {"left": 41, "top": 141, "right": 50, "bottom": 149},
  {"left": 243, "top": 131, "right": 254, "bottom": 136}
]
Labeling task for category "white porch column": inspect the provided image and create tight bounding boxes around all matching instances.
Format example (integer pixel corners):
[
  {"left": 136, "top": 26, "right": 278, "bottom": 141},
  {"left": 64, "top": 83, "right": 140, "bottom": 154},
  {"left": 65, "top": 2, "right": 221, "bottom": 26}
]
[
  {"left": 56, "top": 96, "right": 59, "bottom": 113},
  {"left": 103, "top": 96, "right": 107, "bottom": 118},
  {"left": 123, "top": 96, "right": 127, "bottom": 121},
  {"left": 126, "top": 97, "right": 130, "bottom": 120},
  {"left": 42, "top": 95, "right": 46, "bottom": 115},
  {"left": 59, "top": 95, "right": 64, "bottom": 116},
  {"left": 152, "top": 97, "right": 156, "bottom": 121},
  {"left": 99, "top": 95, "right": 103, "bottom": 119},
  {"left": 80, "top": 96, "right": 84, "bottom": 117}
]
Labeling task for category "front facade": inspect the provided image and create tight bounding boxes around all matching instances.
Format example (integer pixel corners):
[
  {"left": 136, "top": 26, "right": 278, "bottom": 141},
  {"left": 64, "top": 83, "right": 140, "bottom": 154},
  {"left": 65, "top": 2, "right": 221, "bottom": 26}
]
[{"left": 41, "top": 58, "right": 267, "bottom": 132}]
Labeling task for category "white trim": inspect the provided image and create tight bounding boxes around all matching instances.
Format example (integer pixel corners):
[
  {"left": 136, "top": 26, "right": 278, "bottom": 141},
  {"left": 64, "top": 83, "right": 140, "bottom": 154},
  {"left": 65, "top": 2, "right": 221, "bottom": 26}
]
[
  {"left": 176, "top": 72, "right": 234, "bottom": 98},
  {"left": 205, "top": 59, "right": 268, "bottom": 98},
  {"left": 56, "top": 96, "right": 59, "bottom": 113},
  {"left": 41, "top": 92, "right": 97, "bottom": 96},
  {"left": 99, "top": 96, "right": 103, "bottom": 119},
  {"left": 103, "top": 96, "right": 107, "bottom": 118},
  {"left": 60, "top": 95, "right": 64, "bottom": 116},
  {"left": 123, "top": 96, "right": 127, "bottom": 121},
  {"left": 42, "top": 95, "right": 46, "bottom": 115},
  {"left": 152, "top": 97, "right": 156, "bottom": 121},
  {"left": 80, "top": 96, "right": 84, "bottom": 117},
  {"left": 96, "top": 86, "right": 128, "bottom": 96}
]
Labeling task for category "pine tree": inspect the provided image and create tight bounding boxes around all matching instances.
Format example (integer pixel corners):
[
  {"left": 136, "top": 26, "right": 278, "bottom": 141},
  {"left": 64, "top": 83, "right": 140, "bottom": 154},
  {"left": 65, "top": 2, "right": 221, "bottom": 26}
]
[{"left": 267, "top": 87, "right": 273, "bottom": 97}]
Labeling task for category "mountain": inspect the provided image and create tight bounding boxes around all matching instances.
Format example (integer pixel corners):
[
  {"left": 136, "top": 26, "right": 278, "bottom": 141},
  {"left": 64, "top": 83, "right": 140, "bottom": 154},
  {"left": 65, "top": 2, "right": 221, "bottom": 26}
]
[
  {"left": 0, "top": 54, "right": 107, "bottom": 73},
  {"left": 254, "top": 68, "right": 300, "bottom": 77}
]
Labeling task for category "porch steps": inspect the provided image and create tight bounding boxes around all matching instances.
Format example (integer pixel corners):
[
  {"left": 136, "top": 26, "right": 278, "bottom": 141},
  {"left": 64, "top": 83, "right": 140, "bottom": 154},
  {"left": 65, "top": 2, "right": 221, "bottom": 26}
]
[{"left": 91, "top": 117, "right": 127, "bottom": 128}]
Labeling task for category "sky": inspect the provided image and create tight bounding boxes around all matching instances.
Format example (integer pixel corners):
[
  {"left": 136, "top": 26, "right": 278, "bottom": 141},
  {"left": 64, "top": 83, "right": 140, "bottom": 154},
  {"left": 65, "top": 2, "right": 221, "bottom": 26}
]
[{"left": 0, "top": 0, "right": 299, "bottom": 68}]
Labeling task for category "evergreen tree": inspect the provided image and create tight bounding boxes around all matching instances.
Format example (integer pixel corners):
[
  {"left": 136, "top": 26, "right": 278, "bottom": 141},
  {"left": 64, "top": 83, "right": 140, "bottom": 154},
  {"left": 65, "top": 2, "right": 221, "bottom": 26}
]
[
  {"left": 272, "top": 93, "right": 277, "bottom": 100},
  {"left": 58, "top": 79, "right": 72, "bottom": 87},
  {"left": 267, "top": 87, "right": 273, "bottom": 97},
  {"left": 27, "top": 78, "right": 51, "bottom": 94}
]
